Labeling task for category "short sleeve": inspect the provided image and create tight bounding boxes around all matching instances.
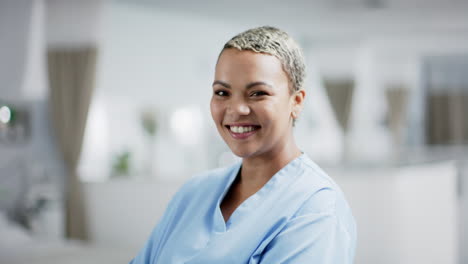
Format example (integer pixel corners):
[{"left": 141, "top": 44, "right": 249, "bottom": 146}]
[
  {"left": 258, "top": 212, "right": 353, "bottom": 264},
  {"left": 258, "top": 186, "right": 355, "bottom": 264}
]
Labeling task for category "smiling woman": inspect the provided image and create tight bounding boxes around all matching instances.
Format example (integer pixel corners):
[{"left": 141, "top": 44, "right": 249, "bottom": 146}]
[
  {"left": 130, "top": 26, "right": 357, "bottom": 264},
  {"left": 211, "top": 48, "right": 302, "bottom": 161}
]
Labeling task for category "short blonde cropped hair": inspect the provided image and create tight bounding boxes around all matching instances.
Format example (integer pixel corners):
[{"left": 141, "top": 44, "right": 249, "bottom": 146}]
[{"left": 222, "top": 26, "right": 306, "bottom": 92}]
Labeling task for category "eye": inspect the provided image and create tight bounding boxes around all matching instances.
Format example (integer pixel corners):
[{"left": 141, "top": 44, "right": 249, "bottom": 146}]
[
  {"left": 214, "top": 90, "right": 229, "bottom": 97},
  {"left": 250, "top": 91, "right": 268, "bottom": 97}
]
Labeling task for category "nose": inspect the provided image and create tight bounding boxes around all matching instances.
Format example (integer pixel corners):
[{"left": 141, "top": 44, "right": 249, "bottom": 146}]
[{"left": 227, "top": 96, "right": 250, "bottom": 117}]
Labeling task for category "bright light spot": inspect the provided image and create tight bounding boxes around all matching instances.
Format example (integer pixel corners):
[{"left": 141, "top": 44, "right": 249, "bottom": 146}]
[
  {"left": 170, "top": 106, "right": 203, "bottom": 146},
  {"left": 0, "top": 106, "right": 11, "bottom": 124},
  {"left": 78, "top": 99, "right": 110, "bottom": 182}
]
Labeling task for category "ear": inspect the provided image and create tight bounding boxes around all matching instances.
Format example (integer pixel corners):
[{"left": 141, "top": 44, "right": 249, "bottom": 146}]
[{"left": 290, "top": 89, "right": 306, "bottom": 119}]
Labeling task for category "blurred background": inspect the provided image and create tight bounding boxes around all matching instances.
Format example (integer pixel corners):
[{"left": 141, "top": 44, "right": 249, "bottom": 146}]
[{"left": 1, "top": 0, "right": 467, "bottom": 263}]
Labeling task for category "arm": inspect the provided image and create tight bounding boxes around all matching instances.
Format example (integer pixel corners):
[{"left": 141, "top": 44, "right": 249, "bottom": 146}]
[
  {"left": 259, "top": 187, "right": 356, "bottom": 264},
  {"left": 259, "top": 212, "right": 354, "bottom": 264}
]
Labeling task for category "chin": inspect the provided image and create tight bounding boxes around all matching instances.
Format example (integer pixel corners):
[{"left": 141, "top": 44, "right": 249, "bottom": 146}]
[{"left": 229, "top": 146, "right": 260, "bottom": 159}]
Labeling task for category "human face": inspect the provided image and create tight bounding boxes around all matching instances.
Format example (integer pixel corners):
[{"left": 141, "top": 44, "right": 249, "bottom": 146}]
[{"left": 211, "top": 49, "right": 300, "bottom": 159}]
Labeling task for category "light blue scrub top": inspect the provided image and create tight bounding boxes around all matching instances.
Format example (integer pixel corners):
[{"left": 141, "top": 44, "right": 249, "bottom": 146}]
[{"left": 130, "top": 153, "right": 356, "bottom": 264}]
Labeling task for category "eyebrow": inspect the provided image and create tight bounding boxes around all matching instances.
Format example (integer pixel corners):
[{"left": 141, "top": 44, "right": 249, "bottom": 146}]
[{"left": 212, "top": 80, "right": 273, "bottom": 90}]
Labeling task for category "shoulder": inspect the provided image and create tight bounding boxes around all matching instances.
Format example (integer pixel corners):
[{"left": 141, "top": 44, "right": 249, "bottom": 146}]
[{"left": 295, "top": 156, "right": 357, "bottom": 238}]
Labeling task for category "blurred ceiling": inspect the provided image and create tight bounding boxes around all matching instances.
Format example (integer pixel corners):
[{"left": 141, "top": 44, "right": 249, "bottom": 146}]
[
  {"left": 121, "top": 0, "right": 468, "bottom": 11},
  {"left": 114, "top": 0, "right": 468, "bottom": 37}
]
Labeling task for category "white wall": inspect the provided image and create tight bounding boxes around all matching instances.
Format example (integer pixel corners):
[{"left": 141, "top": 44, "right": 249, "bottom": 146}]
[
  {"left": 333, "top": 161, "right": 459, "bottom": 263},
  {"left": 0, "top": 1, "right": 32, "bottom": 101},
  {"left": 460, "top": 160, "right": 468, "bottom": 264},
  {"left": 0, "top": 0, "right": 60, "bottom": 168},
  {"left": 83, "top": 179, "right": 185, "bottom": 250},
  {"left": 45, "top": 0, "right": 103, "bottom": 47}
]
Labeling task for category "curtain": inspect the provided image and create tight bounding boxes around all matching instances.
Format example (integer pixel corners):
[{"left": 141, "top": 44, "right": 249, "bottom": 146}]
[
  {"left": 385, "top": 86, "right": 408, "bottom": 145},
  {"left": 424, "top": 56, "right": 468, "bottom": 145},
  {"left": 323, "top": 79, "right": 355, "bottom": 162},
  {"left": 47, "top": 46, "right": 97, "bottom": 240},
  {"left": 427, "top": 93, "right": 467, "bottom": 144},
  {"left": 323, "top": 79, "right": 355, "bottom": 132}
]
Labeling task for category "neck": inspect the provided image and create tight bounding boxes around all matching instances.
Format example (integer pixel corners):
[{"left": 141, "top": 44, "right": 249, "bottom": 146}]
[{"left": 239, "top": 138, "right": 302, "bottom": 189}]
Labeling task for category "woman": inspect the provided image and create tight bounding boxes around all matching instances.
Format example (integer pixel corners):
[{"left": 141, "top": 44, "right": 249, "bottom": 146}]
[{"left": 130, "top": 26, "right": 356, "bottom": 264}]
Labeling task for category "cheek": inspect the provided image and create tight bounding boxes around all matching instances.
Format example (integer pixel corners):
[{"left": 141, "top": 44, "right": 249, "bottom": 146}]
[
  {"left": 261, "top": 100, "right": 289, "bottom": 121},
  {"left": 210, "top": 100, "right": 222, "bottom": 122},
  {"left": 260, "top": 101, "right": 292, "bottom": 130}
]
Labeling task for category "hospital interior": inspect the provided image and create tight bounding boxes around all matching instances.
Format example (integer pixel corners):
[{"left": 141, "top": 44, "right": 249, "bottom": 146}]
[{"left": 1, "top": 0, "right": 468, "bottom": 263}]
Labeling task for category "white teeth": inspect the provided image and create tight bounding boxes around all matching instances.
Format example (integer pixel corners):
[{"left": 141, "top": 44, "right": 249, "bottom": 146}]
[{"left": 230, "top": 126, "right": 257, "bottom": 133}]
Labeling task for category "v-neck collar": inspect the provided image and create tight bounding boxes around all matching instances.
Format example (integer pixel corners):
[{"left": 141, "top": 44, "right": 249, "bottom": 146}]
[{"left": 213, "top": 153, "right": 307, "bottom": 233}]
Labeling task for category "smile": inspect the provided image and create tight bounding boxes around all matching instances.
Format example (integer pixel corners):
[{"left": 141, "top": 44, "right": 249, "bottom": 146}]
[{"left": 225, "top": 124, "right": 261, "bottom": 139}]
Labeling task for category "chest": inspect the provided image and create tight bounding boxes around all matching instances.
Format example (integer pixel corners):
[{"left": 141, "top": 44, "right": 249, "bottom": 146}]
[
  {"left": 220, "top": 183, "right": 261, "bottom": 223},
  {"left": 154, "top": 168, "right": 311, "bottom": 263}
]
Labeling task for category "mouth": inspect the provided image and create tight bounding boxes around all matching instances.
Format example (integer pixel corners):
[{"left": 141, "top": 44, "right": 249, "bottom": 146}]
[{"left": 225, "top": 124, "right": 261, "bottom": 139}]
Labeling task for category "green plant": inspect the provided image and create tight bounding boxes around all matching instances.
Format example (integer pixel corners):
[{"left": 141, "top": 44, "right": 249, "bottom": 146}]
[
  {"left": 111, "top": 150, "right": 132, "bottom": 177},
  {"left": 140, "top": 110, "right": 158, "bottom": 137}
]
